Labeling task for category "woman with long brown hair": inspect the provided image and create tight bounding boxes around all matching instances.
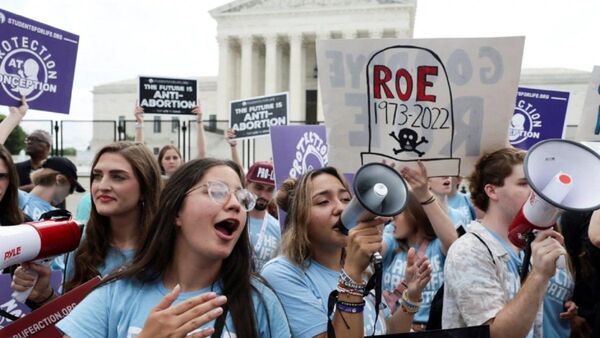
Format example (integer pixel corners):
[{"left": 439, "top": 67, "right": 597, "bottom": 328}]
[
  {"left": 0, "top": 144, "right": 26, "bottom": 226},
  {"left": 262, "top": 165, "right": 432, "bottom": 337},
  {"left": 381, "top": 162, "right": 458, "bottom": 331},
  {"left": 11, "top": 141, "right": 162, "bottom": 306},
  {"left": 56, "top": 158, "right": 290, "bottom": 337}
]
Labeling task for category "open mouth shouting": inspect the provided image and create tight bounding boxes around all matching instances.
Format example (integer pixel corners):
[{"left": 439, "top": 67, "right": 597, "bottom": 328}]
[{"left": 214, "top": 218, "right": 241, "bottom": 240}]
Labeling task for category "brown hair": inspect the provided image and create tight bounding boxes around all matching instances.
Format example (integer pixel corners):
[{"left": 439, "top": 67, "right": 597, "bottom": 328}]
[
  {"left": 276, "top": 167, "right": 350, "bottom": 267},
  {"left": 469, "top": 147, "right": 525, "bottom": 212},
  {"left": 103, "top": 158, "right": 262, "bottom": 338},
  {"left": 0, "top": 145, "right": 24, "bottom": 225},
  {"left": 157, "top": 145, "right": 182, "bottom": 175},
  {"left": 65, "top": 142, "right": 162, "bottom": 291},
  {"left": 30, "top": 168, "right": 69, "bottom": 187},
  {"left": 394, "top": 193, "right": 436, "bottom": 251}
]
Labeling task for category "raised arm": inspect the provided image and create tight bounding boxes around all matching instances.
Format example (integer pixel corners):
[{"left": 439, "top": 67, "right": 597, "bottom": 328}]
[
  {"left": 192, "top": 105, "right": 206, "bottom": 159},
  {"left": 399, "top": 162, "right": 458, "bottom": 254},
  {"left": 225, "top": 128, "right": 242, "bottom": 168},
  {"left": 134, "top": 103, "right": 144, "bottom": 143},
  {"left": 0, "top": 96, "right": 28, "bottom": 144}
]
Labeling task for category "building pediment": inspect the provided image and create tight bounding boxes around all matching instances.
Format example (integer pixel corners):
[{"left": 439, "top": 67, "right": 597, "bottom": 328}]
[{"left": 211, "top": 0, "right": 413, "bottom": 16}]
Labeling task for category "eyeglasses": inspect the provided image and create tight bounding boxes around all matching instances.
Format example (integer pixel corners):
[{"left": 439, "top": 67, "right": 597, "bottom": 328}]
[{"left": 187, "top": 181, "right": 256, "bottom": 212}]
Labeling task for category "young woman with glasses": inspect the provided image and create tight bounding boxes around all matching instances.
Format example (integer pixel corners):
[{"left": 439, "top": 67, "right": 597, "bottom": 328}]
[{"left": 56, "top": 158, "right": 291, "bottom": 338}]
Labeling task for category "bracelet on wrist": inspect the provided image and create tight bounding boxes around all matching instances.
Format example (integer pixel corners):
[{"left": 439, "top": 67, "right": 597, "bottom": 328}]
[
  {"left": 336, "top": 302, "right": 365, "bottom": 313},
  {"left": 420, "top": 195, "right": 436, "bottom": 205},
  {"left": 401, "top": 289, "right": 421, "bottom": 314},
  {"left": 393, "top": 280, "right": 408, "bottom": 297}
]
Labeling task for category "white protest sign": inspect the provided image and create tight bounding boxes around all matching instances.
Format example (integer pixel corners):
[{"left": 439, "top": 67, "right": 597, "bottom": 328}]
[
  {"left": 575, "top": 66, "right": 600, "bottom": 142},
  {"left": 316, "top": 37, "right": 524, "bottom": 176}
]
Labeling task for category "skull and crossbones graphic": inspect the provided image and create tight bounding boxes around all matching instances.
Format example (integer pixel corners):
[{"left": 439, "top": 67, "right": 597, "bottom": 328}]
[{"left": 389, "top": 128, "right": 429, "bottom": 157}]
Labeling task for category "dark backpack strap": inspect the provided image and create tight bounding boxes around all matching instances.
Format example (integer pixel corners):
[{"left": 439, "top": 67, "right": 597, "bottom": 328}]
[
  {"left": 211, "top": 305, "right": 229, "bottom": 338},
  {"left": 426, "top": 231, "right": 495, "bottom": 330},
  {"left": 470, "top": 232, "right": 495, "bottom": 265}
]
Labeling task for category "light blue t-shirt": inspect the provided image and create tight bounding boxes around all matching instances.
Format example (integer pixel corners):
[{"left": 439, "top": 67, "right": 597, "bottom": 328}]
[
  {"left": 75, "top": 193, "right": 92, "bottom": 225},
  {"left": 382, "top": 234, "right": 445, "bottom": 323},
  {"left": 448, "top": 192, "right": 476, "bottom": 224},
  {"left": 248, "top": 214, "right": 281, "bottom": 271},
  {"left": 448, "top": 206, "right": 471, "bottom": 231},
  {"left": 51, "top": 247, "right": 135, "bottom": 294},
  {"left": 543, "top": 264, "right": 574, "bottom": 338},
  {"left": 56, "top": 277, "right": 291, "bottom": 338},
  {"left": 483, "top": 228, "right": 534, "bottom": 338},
  {"left": 261, "top": 256, "right": 388, "bottom": 338},
  {"left": 18, "top": 190, "right": 55, "bottom": 221}
]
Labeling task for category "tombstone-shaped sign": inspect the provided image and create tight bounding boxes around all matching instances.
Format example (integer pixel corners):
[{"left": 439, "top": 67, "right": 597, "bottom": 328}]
[
  {"left": 362, "top": 46, "right": 460, "bottom": 175},
  {"left": 316, "top": 37, "right": 524, "bottom": 177}
]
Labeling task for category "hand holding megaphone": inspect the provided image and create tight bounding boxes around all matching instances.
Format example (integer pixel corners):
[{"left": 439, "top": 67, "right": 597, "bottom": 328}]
[
  {"left": 0, "top": 217, "right": 82, "bottom": 303},
  {"left": 530, "top": 228, "right": 566, "bottom": 279},
  {"left": 343, "top": 218, "right": 389, "bottom": 281},
  {"left": 11, "top": 261, "right": 53, "bottom": 303}
]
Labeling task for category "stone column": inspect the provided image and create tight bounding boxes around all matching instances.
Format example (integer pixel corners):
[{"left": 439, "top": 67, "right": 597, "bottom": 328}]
[
  {"left": 315, "top": 32, "right": 330, "bottom": 122},
  {"left": 289, "top": 32, "right": 304, "bottom": 122},
  {"left": 370, "top": 29, "right": 385, "bottom": 39},
  {"left": 240, "top": 35, "right": 254, "bottom": 99},
  {"left": 342, "top": 30, "right": 357, "bottom": 39},
  {"left": 216, "top": 35, "right": 232, "bottom": 119},
  {"left": 264, "top": 34, "right": 279, "bottom": 94}
]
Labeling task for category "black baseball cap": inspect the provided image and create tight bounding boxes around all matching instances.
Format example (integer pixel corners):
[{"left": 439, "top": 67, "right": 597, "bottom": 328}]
[{"left": 42, "top": 157, "right": 85, "bottom": 193}]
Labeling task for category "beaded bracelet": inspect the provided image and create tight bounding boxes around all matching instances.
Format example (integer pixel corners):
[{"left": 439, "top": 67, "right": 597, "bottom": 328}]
[
  {"left": 393, "top": 280, "right": 408, "bottom": 297},
  {"left": 401, "top": 289, "right": 421, "bottom": 314},
  {"left": 337, "top": 283, "right": 364, "bottom": 297},
  {"left": 339, "top": 269, "right": 366, "bottom": 289},
  {"left": 337, "top": 299, "right": 366, "bottom": 307},
  {"left": 336, "top": 302, "right": 365, "bottom": 313}
]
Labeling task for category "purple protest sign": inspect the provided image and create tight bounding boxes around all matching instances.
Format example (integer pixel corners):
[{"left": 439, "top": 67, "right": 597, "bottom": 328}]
[
  {"left": 0, "top": 9, "right": 79, "bottom": 114},
  {"left": 0, "top": 271, "right": 62, "bottom": 329},
  {"left": 270, "top": 125, "right": 328, "bottom": 228},
  {"left": 509, "top": 87, "right": 569, "bottom": 150},
  {"left": 270, "top": 125, "right": 328, "bottom": 189}
]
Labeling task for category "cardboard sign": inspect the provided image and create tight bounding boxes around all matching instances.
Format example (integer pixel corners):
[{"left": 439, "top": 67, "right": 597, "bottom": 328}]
[
  {"left": 0, "top": 9, "right": 79, "bottom": 114},
  {"left": 0, "top": 271, "right": 62, "bottom": 330},
  {"left": 138, "top": 76, "right": 197, "bottom": 115},
  {"left": 230, "top": 92, "right": 288, "bottom": 139},
  {"left": 270, "top": 125, "right": 328, "bottom": 228},
  {"left": 0, "top": 276, "right": 101, "bottom": 338},
  {"left": 509, "top": 87, "right": 569, "bottom": 150},
  {"left": 316, "top": 37, "right": 524, "bottom": 177},
  {"left": 575, "top": 66, "right": 600, "bottom": 142}
]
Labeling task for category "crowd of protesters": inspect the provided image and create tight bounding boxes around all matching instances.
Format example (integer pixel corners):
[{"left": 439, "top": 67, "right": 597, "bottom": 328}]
[{"left": 1, "top": 97, "right": 600, "bottom": 338}]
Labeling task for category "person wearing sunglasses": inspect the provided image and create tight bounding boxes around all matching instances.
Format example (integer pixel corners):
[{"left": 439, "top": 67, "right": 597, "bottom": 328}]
[
  {"left": 12, "top": 142, "right": 162, "bottom": 309},
  {"left": 56, "top": 158, "right": 291, "bottom": 338}
]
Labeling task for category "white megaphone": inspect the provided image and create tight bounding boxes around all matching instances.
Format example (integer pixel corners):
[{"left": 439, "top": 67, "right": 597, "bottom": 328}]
[
  {"left": 509, "top": 139, "right": 600, "bottom": 248},
  {"left": 336, "top": 163, "right": 409, "bottom": 235},
  {"left": 1, "top": 218, "right": 82, "bottom": 302}
]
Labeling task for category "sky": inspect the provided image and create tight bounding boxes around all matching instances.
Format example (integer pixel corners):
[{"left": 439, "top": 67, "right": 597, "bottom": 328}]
[{"left": 1, "top": 0, "right": 598, "bottom": 125}]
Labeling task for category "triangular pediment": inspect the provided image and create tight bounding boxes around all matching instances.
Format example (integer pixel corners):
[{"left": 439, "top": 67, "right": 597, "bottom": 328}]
[{"left": 211, "top": 0, "right": 413, "bottom": 16}]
